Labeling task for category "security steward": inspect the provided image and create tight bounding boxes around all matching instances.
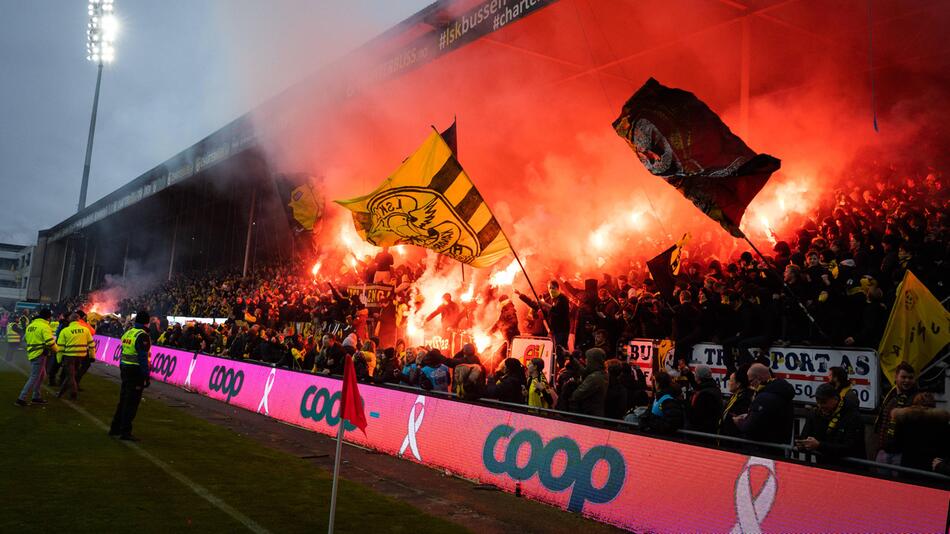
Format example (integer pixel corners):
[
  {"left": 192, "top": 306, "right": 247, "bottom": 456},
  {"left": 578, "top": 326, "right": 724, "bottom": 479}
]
[
  {"left": 16, "top": 309, "right": 58, "bottom": 406},
  {"left": 56, "top": 312, "right": 96, "bottom": 400},
  {"left": 109, "top": 311, "right": 151, "bottom": 441},
  {"left": 47, "top": 313, "right": 63, "bottom": 385},
  {"left": 74, "top": 310, "right": 97, "bottom": 386},
  {"left": 6, "top": 314, "right": 24, "bottom": 361},
  {"left": 1, "top": 314, "right": 7, "bottom": 362}
]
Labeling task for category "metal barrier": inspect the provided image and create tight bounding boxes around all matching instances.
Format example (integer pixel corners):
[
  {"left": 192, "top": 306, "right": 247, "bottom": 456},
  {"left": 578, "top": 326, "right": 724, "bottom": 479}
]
[{"left": 182, "top": 346, "right": 949, "bottom": 486}]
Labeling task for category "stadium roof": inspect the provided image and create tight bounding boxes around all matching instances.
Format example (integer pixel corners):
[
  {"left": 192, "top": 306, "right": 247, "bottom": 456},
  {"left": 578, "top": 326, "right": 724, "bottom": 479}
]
[{"left": 43, "top": 0, "right": 950, "bottom": 242}]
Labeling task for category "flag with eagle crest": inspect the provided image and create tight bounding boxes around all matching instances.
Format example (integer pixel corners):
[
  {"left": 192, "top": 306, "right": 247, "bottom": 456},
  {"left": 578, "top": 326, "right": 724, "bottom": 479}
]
[{"left": 335, "top": 127, "right": 510, "bottom": 268}]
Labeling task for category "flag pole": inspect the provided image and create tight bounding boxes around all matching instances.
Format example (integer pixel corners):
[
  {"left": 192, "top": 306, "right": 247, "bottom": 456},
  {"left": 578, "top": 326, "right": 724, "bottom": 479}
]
[
  {"left": 739, "top": 231, "right": 827, "bottom": 339},
  {"left": 430, "top": 124, "right": 555, "bottom": 345},
  {"left": 327, "top": 396, "right": 346, "bottom": 533}
]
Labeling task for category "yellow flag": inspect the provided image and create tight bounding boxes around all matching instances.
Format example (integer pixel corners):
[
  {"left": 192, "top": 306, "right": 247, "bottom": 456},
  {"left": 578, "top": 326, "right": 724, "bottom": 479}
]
[
  {"left": 335, "top": 129, "right": 511, "bottom": 268},
  {"left": 878, "top": 270, "right": 950, "bottom": 385},
  {"left": 288, "top": 183, "right": 321, "bottom": 230},
  {"left": 671, "top": 232, "right": 691, "bottom": 276}
]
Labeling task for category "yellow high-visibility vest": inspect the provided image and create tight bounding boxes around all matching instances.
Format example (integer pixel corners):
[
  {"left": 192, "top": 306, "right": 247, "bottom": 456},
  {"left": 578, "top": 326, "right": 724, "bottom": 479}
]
[
  {"left": 6, "top": 322, "right": 21, "bottom": 344},
  {"left": 57, "top": 321, "right": 95, "bottom": 359},
  {"left": 24, "top": 318, "right": 56, "bottom": 360},
  {"left": 120, "top": 328, "right": 149, "bottom": 366}
]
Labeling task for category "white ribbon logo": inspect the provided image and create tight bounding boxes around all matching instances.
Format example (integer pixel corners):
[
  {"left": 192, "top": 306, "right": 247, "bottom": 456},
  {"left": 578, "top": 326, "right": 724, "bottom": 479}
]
[
  {"left": 731, "top": 456, "right": 777, "bottom": 534},
  {"left": 398, "top": 395, "right": 426, "bottom": 461},
  {"left": 257, "top": 367, "right": 277, "bottom": 415},
  {"left": 184, "top": 356, "right": 199, "bottom": 388}
]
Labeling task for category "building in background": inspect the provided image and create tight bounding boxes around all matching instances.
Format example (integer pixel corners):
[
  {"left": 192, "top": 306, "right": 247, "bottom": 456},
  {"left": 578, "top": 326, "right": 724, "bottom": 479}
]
[{"left": 0, "top": 243, "right": 33, "bottom": 308}]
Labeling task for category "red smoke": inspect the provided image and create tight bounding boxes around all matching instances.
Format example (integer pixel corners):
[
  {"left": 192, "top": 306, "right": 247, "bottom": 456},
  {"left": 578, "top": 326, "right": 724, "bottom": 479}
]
[{"left": 250, "top": 0, "right": 949, "bottom": 335}]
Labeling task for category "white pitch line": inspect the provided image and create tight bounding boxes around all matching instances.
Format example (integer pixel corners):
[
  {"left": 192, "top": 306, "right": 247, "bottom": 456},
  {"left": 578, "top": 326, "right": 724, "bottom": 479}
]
[{"left": 6, "top": 360, "right": 270, "bottom": 534}]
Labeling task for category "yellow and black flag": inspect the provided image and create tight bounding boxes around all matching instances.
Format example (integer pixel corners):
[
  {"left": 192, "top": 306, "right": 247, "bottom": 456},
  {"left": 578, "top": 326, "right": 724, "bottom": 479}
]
[{"left": 335, "top": 128, "right": 510, "bottom": 268}]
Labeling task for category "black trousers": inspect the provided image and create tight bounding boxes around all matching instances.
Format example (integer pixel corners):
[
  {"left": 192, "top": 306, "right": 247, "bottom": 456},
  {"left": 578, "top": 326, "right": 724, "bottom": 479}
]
[
  {"left": 47, "top": 355, "right": 62, "bottom": 385},
  {"left": 58, "top": 356, "right": 79, "bottom": 399},
  {"left": 110, "top": 365, "right": 145, "bottom": 437},
  {"left": 75, "top": 358, "right": 93, "bottom": 384}
]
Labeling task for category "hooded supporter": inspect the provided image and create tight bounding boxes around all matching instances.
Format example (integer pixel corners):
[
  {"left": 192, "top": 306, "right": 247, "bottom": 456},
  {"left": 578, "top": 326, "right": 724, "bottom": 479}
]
[
  {"left": 569, "top": 348, "right": 608, "bottom": 417},
  {"left": 555, "top": 356, "right": 581, "bottom": 411},
  {"left": 488, "top": 358, "right": 527, "bottom": 404},
  {"left": 604, "top": 358, "right": 627, "bottom": 419},
  {"left": 419, "top": 349, "right": 450, "bottom": 392},
  {"left": 373, "top": 347, "right": 400, "bottom": 384}
]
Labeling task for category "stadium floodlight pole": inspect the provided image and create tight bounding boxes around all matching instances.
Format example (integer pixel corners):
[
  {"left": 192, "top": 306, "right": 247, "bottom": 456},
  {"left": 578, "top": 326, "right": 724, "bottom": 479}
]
[{"left": 79, "top": 0, "right": 118, "bottom": 212}]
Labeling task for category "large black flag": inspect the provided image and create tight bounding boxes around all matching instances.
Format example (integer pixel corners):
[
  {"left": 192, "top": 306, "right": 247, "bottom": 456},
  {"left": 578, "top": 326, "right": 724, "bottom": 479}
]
[{"left": 613, "top": 78, "right": 780, "bottom": 237}]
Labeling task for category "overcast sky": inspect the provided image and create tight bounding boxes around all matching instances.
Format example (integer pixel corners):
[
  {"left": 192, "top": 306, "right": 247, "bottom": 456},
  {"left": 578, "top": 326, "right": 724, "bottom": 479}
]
[{"left": 0, "top": 0, "right": 431, "bottom": 245}]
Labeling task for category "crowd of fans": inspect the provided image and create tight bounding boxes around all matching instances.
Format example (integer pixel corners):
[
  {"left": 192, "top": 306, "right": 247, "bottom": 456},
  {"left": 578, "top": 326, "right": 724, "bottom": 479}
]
[{"left": 47, "top": 167, "right": 948, "bottom": 479}]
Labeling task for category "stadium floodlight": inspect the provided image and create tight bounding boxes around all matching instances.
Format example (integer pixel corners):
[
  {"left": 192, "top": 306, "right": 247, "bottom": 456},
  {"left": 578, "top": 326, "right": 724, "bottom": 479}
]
[
  {"left": 78, "top": 0, "right": 118, "bottom": 212},
  {"left": 86, "top": 0, "right": 118, "bottom": 64}
]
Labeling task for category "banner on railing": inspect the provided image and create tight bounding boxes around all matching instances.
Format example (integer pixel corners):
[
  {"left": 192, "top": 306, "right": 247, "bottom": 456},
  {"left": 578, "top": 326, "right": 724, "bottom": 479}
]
[
  {"left": 345, "top": 285, "right": 394, "bottom": 308},
  {"left": 509, "top": 336, "right": 554, "bottom": 382},
  {"left": 629, "top": 339, "right": 881, "bottom": 409},
  {"left": 93, "top": 335, "right": 946, "bottom": 532},
  {"left": 167, "top": 316, "right": 229, "bottom": 325},
  {"left": 627, "top": 338, "right": 656, "bottom": 381}
]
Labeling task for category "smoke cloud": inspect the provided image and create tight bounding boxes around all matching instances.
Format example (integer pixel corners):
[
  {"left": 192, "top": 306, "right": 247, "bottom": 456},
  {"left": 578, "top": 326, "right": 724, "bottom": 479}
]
[
  {"left": 86, "top": 259, "right": 164, "bottom": 314},
  {"left": 246, "top": 0, "right": 949, "bottom": 288}
]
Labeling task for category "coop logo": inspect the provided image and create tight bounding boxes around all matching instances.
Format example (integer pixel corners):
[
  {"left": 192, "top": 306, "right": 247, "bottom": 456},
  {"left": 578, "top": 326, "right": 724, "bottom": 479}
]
[
  {"left": 150, "top": 352, "right": 177, "bottom": 380},
  {"left": 299, "top": 385, "right": 356, "bottom": 431},
  {"left": 483, "top": 425, "right": 626, "bottom": 513},
  {"left": 208, "top": 365, "right": 244, "bottom": 402}
]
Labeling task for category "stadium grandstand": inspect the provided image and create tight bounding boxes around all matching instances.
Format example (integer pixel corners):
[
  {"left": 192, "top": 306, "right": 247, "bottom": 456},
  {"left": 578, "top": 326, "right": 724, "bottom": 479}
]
[{"left": 13, "top": 1, "right": 950, "bottom": 531}]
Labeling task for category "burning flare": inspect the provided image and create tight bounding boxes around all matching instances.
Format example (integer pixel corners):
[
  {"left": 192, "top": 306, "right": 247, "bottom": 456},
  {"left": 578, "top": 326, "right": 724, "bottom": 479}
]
[{"left": 489, "top": 259, "right": 521, "bottom": 287}]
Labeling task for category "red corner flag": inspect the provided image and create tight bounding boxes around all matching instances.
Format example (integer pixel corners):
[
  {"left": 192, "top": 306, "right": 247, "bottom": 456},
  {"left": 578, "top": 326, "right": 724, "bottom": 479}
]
[{"left": 341, "top": 354, "right": 367, "bottom": 434}]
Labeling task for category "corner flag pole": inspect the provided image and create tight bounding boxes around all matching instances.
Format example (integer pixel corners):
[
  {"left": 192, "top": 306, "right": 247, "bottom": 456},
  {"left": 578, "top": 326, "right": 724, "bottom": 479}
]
[{"left": 327, "top": 396, "right": 346, "bottom": 533}]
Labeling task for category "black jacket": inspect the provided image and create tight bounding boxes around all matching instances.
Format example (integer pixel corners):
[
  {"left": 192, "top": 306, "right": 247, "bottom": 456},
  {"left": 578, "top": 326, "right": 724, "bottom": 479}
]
[
  {"left": 605, "top": 378, "right": 628, "bottom": 420},
  {"left": 488, "top": 373, "right": 526, "bottom": 404},
  {"left": 642, "top": 389, "right": 685, "bottom": 435},
  {"left": 570, "top": 361, "right": 608, "bottom": 417},
  {"left": 718, "top": 388, "right": 753, "bottom": 437},
  {"left": 739, "top": 378, "right": 795, "bottom": 444},
  {"left": 799, "top": 403, "right": 866, "bottom": 462},
  {"left": 892, "top": 406, "right": 950, "bottom": 471},
  {"left": 688, "top": 377, "right": 724, "bottom": 433}
]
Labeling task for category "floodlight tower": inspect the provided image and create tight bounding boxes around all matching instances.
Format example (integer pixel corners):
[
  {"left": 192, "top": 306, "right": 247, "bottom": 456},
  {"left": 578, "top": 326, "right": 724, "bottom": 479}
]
[{"left": 78, "top": 0, "right": 118, "bottom": 212}]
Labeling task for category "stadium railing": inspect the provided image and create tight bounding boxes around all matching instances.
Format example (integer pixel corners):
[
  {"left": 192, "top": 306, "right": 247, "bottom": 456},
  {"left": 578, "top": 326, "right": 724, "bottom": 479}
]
[{"left": 139, "top": 340, "right": 950, "bottom": 488}]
